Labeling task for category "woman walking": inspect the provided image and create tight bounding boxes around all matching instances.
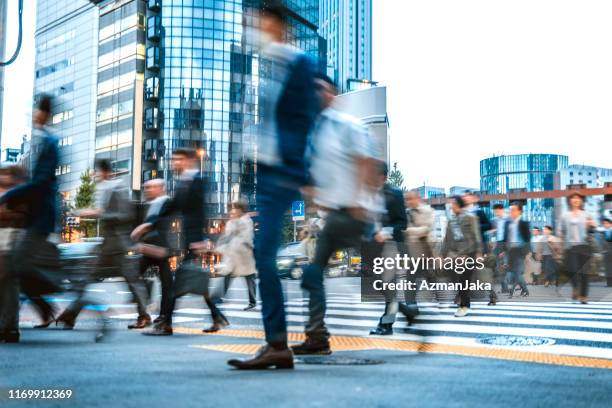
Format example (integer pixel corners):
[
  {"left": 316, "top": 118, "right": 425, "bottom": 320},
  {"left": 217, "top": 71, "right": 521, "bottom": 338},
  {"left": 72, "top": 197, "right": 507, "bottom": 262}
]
[{"left": 559, "top": 192, "right": 596, "bottom": 304}]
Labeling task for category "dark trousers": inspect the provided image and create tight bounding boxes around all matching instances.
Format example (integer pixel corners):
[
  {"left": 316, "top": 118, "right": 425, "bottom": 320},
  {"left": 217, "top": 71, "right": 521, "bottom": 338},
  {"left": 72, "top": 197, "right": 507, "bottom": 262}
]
[
  {"left": 140, "top": 256, "right": 172, "bottom": 319},
  {"left": 223, "top": 275, "right": 257, "bottom": 305},
  {"left": 542, "top": 255, "right": 557, "bottom": 284},
  {"left": 12, "top": 231, "right": 55, "bottom": 321},
  {"left": 566, "top": 246, "right": 591, "bottom": 298},
  {"left": 302, "top": 210, "right": 366, "bottom": 341},
  {"left": 166, "top": 256, "right": 226, "bottom": 326},
  {"left": 253, "top": 170, "right": 299, "bottom": 348},
  {"left": 455, "top": 268, "right": 474, "bottom": 308},
  {"left": 505, "top": 246, "right": 528, "bottom": 294},
  {"left": 0, "top": 266, "right": 19, "bottom": 332}
]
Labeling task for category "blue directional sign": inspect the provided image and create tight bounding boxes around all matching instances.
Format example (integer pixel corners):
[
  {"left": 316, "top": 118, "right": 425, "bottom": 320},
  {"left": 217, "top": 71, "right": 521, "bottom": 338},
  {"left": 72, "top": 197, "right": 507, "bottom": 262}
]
[{"left": 291, "top": 200, "right": 305, "bottom": 221}]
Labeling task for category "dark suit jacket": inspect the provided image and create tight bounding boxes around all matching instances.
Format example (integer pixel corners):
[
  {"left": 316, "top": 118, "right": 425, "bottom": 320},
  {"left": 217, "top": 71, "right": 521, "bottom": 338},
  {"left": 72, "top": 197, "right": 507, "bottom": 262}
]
[
  {"left": 275, "top": 53, "right": 319, "bottom": 185},
  {"left": 503, "top": 218, "right": 531, "bottom": 251},
  {"left": 382, "top": 184, "right": 407, "bottom": 243},
  {"left": 0, "top": 131, "right": 58, "bottom": 234},
  {"left": 158, "top": 172, "right": 206, "bottom": 250}
]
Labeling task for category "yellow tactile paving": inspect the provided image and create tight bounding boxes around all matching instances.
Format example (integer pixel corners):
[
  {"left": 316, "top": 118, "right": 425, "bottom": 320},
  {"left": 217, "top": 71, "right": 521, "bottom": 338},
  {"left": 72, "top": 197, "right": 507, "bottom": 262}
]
[{"left": 176, "top": 327, "right": 612, "bottom": 369}]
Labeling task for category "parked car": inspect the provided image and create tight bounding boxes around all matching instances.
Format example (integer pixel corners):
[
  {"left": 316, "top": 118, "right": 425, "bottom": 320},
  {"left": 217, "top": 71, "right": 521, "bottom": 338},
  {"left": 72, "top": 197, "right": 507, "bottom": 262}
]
[
  {"left": 277, "top": 241, "right": 309, "bottom": 280},
  {"left": 57, "top": 239, "right": 103, "bottom": 283}
]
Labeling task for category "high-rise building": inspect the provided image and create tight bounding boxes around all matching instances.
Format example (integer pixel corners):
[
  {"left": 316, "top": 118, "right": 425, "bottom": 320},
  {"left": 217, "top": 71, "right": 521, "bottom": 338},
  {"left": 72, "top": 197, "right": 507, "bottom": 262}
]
[
  {"left": 319, "top": 0, "right": 372, "bottom": 92},
  {"left": 449, "top": 186, "right": 478, "bottom": 196},
  {"left": 141, "top": 0, "right": 324, "bottom": 226},
  {"left": 480, "top": 154, "right": 569, "bottom": 226},
  {"left": 34, "top": 0, "right": 99, "bottom": 200},
  {"left": 93, "top": 0, "right": 146, "bottom": 193}
]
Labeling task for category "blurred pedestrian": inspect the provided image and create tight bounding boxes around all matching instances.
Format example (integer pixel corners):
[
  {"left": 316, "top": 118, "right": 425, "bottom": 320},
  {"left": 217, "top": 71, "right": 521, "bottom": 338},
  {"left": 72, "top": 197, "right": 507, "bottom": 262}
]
[
  {"left": 57, "top": 159, "right": 147, "bottom": 329},
  {"left": 227, "top": 4, "right": 318, "bottom": 370},
  {"left": 503, "top": 202, "right": 531, "bottom": 298},
  {"left": 215, "top": 199, "right": 257, "bottom": 312},
  {"left": 290, "top": 75, "right": 376, "bottom": 352},
  {"left": 0, "top": 95, "right": 61, "bottom": 340},
  {"left": 537, "top": 225, "right": 561, "bottom": 287},
  {"left": 488, "top": 203, "right": 508, "bottom": 305},
  {"left": 441, "top": 196, "right": 482, "bottom": 317},
  {"left": 132, "top": 178, "right": 171, "bottom": 327},
  {"left": 603, "top": 218, "right": 612, "bottom": 287},
  {"left": 463, "top": 191, "right": 491, "bottom": 254},
  {"left": 559, "top": 192, "right": 596, "bottom": 304},
  {"left": 369, "top": 165, "right": 409, "bottom": 336},
  {"left": 142, "top": 148, "right": 228, "bottom": 336},
  {"left": 0, "top": 166, "right": 28, "bottom": 343}
]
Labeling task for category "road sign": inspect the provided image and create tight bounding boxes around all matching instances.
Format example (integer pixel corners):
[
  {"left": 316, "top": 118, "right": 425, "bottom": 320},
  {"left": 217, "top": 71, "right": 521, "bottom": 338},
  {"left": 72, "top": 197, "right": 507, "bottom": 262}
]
[{"left": 292, "top": 200, "right": 305, "bottom": 221}]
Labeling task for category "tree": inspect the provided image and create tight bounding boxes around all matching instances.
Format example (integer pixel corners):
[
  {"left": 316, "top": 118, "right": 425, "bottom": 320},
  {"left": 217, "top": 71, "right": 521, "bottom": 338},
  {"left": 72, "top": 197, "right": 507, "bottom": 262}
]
[
  {"left": 387, "top": 162, "right": 406, "bottom": 191},
  {"left": 74, "top": 170, "right": 96, "bottom": 237},
  {"left": 75, "top": 170, "right": 95, "bottom": 209}
]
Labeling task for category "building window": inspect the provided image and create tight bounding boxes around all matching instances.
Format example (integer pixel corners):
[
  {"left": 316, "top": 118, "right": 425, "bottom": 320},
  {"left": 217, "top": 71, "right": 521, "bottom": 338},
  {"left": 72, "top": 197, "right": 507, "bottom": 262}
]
[
  {"left": 147, "top": 15, "right": 161, "bottom": 41},
  {"left": 52, "top": 110, "right": 74, "bottom": 124},
  {"left": 145, "top": 107, "right": 160, "bottom": 130},
  {"left": 146, "top": 46, "right": 160, "bottom": 71},
  {"left": 145, "top": 76, "right": 159, "bottom": 100},
  {"left": 148, "top": 0, "right": 161, "bottom": 11}
]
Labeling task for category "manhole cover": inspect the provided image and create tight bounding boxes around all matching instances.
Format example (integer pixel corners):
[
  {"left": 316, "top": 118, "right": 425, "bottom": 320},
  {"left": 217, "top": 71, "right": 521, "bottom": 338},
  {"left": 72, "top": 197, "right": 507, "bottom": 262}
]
[
  {"left": 295, "top": 356, "right": 385, "bottom": 366},
  {"left": 478, "top": 336, "right": 555, "bottom": 347}
]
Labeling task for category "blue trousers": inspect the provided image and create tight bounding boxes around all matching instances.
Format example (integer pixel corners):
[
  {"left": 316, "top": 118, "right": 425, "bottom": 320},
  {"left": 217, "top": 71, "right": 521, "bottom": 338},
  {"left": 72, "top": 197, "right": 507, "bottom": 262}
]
[{"left": 254, "top": 169, "right": 299, "bottom": 348}]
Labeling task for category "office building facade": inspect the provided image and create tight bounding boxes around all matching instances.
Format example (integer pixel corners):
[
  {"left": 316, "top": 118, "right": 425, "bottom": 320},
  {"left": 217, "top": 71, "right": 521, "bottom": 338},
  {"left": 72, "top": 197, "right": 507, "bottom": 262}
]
[
  {"left": 319, "top": 0, "right": 371, "bottom": 92},
  {"left": 413, "top": 185, "right": 445, "bottom": 199},
  {"left": 554, "top": 164, "right": 612, "bottom": 223},
  {"left": 480, "top": 154, "right": 569, "bottom": 226},
  {"left": 34, "top": 0, "right": 99, "bottom": 200},
  {"left": 141, "top": 0, "right": 324, "bottom": 225}
]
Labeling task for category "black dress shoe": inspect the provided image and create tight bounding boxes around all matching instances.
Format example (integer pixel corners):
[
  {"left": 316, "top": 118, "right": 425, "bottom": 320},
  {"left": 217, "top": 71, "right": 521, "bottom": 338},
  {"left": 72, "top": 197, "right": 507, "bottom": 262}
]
[
  {"left": 399, "top": 304, "right": 419, "bottom": 325},
  {"left": 143, "top": 323, "right": 173, "bottom": 336},
  {"left": 369, "top": 324, "right": 393, "bottom": 336},
  {"left": 243, "top": 304, "right": 256, "bottom": 311},
  {"left": 33, "top": 316, "right": 55, "bottom": 329},
  {"left": 203, "top": 318, "right": 229, "bottom": 333},
  {"left": 153, "top": 315, "right": 166, "bottom": 324},
  {"left": 55, "top": 316, "right": 75, "bottom": 330},
  {"left": 291, "top": 337, "right": 332, "bottom": 355},
  {"left": 0, "top": 330, "right": 20, "bottom": 343},
  {"left": 227, "top": 345, "right": 294, "bottom": 369}
]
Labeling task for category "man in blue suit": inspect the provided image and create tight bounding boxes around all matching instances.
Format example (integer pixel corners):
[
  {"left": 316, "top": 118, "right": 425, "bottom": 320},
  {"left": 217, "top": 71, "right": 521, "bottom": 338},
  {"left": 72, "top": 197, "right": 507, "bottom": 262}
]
[
  {"left": 0, "top": 94, "right": 59, "bottom": 342},
  {"left": 228, "top": 3, "right": 318, "bottom": 370}
]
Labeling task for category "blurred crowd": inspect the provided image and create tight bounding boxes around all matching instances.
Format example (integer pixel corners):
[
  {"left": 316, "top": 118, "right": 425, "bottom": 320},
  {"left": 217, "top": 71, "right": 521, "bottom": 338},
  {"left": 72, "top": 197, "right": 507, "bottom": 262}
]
[{"left": 0, "top": 3, "right": 611, "bottom": 372}]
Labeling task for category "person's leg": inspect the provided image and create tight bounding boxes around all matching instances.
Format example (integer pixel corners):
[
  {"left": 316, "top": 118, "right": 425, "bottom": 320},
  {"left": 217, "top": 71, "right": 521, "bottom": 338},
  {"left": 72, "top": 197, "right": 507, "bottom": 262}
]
[
  {"left": 0, "top": 271, "right": 20, "bottom": 338},
  {"left": 157, "top": 259, "right": 173, "bottom": 324},
  {"left": 254, "top": 181, "right": 297, "bottom": 349},
  {"left": 245, "top": 274, "right": 257, "bottom": 306},
  {"left": 515, "top": 251, "right": 529, "bottom": 295},
  {"left": 579, "top": 252, "right": 590, "bottom": 299},
  {"left": 567, "top": 248, "right": 579, "bottom": 299},
  {"left": 122, "top": 255, "right": 150, "bottom": 319}
]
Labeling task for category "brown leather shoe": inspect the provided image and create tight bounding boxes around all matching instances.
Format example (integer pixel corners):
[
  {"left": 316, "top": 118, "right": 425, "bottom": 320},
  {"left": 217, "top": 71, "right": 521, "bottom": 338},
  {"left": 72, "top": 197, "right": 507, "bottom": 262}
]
[
  {"left": 202, "top": 318, "right": 229, "bottom": 333},
  {"left": 128, "top": 315, "right": 152, "bottom": 330},
  {"left": 227, "top": 345, "right": 294, "bottom": 370}
]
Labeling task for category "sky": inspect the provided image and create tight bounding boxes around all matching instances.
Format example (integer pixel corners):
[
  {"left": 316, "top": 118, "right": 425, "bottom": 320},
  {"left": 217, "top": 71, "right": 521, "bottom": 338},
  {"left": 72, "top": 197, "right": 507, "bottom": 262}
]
[{"left": 1, "top": 1, "right": 611, "bottom": 187}]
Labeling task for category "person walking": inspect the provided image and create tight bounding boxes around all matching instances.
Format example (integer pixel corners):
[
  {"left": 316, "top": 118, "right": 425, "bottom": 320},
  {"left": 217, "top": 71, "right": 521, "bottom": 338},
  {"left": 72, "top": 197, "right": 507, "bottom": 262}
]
[
  {"left": 227, "top": 4, "right": 318, "bottom": 369},
  {"left": 559, "top": 192, "right": 596, "bottom": 304},
  {"left": 603, "top": 218, "right": 612, "bottom": 287},
  {"left": 141, "top": 148, "right": 228, "bottom": 335},
  {"left": 132, "top": 178, "right": 171, "bottom": 327},
  {"left": 537, "top": 225, "right": 561, "bottom": 287},
  {"left": 214, "top": 199, "right": 257, "bottom": 312},
  {"left": 0, "top": 95, "right": 60, "bottom": 341},
  {"left": 369, "top": 168, "right": 409, "bottom": 336},
  {"left": 441, "top": 196, "right": 482, "bottom": 317},
  {"left": 57, "top": 159, "right": 149, "bottom": 329},
  {"left": 503, "top": 202, "right": 531, "bottom": 298},
  {"left": 288, "top": 74, "right": 377, "bottom": 355},
  {"left": 488, "top": 203, "right": 509, "bottom": 305}
]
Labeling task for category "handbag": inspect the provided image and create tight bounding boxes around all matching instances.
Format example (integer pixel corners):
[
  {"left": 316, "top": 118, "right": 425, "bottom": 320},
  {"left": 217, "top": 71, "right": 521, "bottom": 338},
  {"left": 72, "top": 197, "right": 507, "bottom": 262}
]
[{"left": 172, "top": 261, "right": 211, "bottom": 298}]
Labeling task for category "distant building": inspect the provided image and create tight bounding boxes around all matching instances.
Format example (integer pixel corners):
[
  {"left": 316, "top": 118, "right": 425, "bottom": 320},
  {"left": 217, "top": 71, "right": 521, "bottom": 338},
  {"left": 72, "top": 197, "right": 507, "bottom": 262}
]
[
  {"left": 335, "top": 85, "right": 389, "bottom": 163},
  {"left": 480, "top": 154, "right": 569, "bottom": 227},
  {"left": 413, "top": 185, "right": 445, "bottom": 199},
  {"left": 319, "top": 0, "right": 372, "bottom": 93},
  {"left": 554, "top": 164, "right": 612, "bottom": 224},
  {"left": 449, "top": 186, "right": 477, "bottom": 196},
  {"left": 34, "top": 0, "right": 99, "bottom": 201}
]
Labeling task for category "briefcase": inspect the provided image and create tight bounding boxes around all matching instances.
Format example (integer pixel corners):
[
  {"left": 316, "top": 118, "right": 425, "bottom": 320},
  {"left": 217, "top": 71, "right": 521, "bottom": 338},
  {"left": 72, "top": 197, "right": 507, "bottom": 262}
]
[{"left": 172, "top": 261, "right": 211, "bottom": 298}]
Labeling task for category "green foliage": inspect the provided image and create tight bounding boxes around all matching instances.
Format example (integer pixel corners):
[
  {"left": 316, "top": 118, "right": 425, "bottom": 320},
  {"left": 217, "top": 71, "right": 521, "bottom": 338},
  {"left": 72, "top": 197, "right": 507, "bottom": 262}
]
[
  {"left": 387, "top": 162, "right": 406, "bottom": 191},
  {"left": 75, "top": 170, "right": 95, "bottom": 209}
]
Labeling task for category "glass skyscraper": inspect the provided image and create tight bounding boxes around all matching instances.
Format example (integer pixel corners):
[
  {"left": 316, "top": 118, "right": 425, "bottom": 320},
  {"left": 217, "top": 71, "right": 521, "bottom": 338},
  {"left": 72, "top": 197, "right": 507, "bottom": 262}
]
[
  {"left": 480, "top": 154, "right": 569, "bottom": 226},
  {"left": 142, "top": 0, "right": 323, "bottom": 226}
]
